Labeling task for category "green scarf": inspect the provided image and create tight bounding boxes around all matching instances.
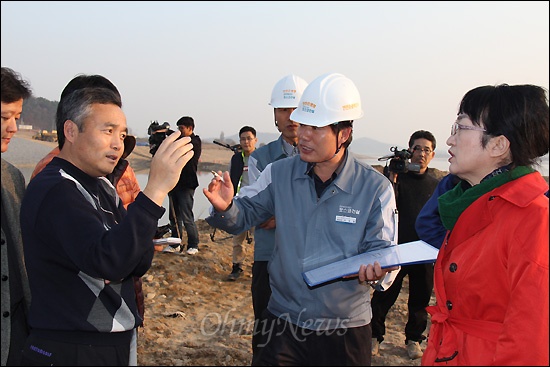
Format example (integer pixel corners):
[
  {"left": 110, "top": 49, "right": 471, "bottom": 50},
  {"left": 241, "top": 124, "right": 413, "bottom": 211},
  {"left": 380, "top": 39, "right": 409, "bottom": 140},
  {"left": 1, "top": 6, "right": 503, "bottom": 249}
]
[{"left": 438, "top": 166, "right": 534, "bottom": 230}]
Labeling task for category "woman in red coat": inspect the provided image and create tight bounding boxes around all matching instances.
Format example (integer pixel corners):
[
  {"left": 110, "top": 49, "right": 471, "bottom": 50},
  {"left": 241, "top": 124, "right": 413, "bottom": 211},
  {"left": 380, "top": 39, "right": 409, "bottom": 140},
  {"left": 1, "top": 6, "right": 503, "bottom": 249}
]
[{"left": 422, "top": 84, "right": 549, "bottom": 366}]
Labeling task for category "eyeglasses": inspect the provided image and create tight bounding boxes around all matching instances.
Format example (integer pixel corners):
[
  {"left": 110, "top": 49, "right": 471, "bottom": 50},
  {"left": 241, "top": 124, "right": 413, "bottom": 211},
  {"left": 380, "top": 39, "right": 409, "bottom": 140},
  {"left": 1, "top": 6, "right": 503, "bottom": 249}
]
[
  {"left": 412, "top": 146, "right": 433, "bottom": 154},
  {"left": 451, "top": 122, "right": 486, "bottom": 136}
]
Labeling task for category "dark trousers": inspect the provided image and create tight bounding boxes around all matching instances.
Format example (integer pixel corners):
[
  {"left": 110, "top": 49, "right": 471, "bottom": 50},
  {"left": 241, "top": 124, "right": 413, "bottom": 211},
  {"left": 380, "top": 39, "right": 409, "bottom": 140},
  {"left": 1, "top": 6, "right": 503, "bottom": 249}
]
[
  {"left": 6, "top": 301, "right": 29, "bottom": 366},
  {"left": 21, "top": 330, "right": 132, "bottom": 366},
  {"left": 251, "top": 261, "right": 271, "bottom": 365},
  {"left": 371, "top": 263, "right": 434, "bottom": 343},
  {"left": 253, "top": 311, "right": 372, "bottom": 366},
  {"left": 168, "top": 188, "right": 199, "bottom": 249}
]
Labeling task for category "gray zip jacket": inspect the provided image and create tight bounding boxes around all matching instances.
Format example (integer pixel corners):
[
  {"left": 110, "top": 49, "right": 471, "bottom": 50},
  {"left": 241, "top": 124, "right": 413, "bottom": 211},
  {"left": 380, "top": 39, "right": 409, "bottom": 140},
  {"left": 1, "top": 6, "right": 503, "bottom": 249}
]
[
  {"left": 247, "top": 136, "right": 297, "bottom": 261},
  {"left": 1, "top": 159, "right": 31, "bottom": 365},
  {"left": 207, "top": 151, "right": 398, "bottom": 330}
]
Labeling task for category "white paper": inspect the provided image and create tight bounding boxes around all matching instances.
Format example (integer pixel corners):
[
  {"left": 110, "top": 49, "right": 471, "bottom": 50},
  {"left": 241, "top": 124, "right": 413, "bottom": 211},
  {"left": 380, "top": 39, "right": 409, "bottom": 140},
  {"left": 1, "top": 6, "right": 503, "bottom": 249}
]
[
  {"left": 152, "top": 237, "right": 181, "bottom": 245},
  {"left": 302, "top": 240, "right": 439, "bottom": 287}
]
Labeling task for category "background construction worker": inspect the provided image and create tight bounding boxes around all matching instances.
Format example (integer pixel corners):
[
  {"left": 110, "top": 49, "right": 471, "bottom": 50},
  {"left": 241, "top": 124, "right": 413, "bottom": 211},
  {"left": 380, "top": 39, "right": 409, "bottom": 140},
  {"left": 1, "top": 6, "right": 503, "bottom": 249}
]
[
  {"left": 227, "top": 125, "right": 258, "bottom": 280},
  {"left": 245, "top": 74, "right": 308, "bottom": 362}
]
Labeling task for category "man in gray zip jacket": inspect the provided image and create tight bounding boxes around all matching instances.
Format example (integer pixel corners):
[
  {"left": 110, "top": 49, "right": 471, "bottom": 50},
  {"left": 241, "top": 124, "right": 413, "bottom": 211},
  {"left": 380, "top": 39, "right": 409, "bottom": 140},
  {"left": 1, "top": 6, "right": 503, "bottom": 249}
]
[
  {"left": 1, "top": 66, "right": 32, "bottom": 366},
  {"left": 205, "top": 73, "right": 398, "bottom": 366},
  {"left": 246, "top": 74, "right": 307, "bottom": 363}
]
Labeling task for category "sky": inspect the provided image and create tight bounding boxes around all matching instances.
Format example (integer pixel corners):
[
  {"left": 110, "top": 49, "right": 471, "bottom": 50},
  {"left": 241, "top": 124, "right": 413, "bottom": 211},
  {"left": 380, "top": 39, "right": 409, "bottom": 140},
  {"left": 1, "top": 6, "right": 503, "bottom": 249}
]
[{"left": 2, "top": 1, "right": 549, "bottom": 156}]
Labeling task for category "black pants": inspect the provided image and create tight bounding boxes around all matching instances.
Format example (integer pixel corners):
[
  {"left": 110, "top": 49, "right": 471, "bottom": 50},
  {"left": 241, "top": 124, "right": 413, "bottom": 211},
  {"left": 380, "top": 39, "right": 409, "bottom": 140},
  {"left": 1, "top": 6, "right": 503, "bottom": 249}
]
[
  {"left": 371, "top": 263, "right": 434, "bottom": 343},
  {"left": 251, "top": 261, "right": 271, "bottom": 364},
  {"left": 6, "top": 301, "right": 29, "bottom": 366},
  {"left": 21, "top": 329, "right": 132, "bottom": 366},
  {"left": 168, "top": 188, "right": 199, "bottom": 249},
  {"left": 253, "top": 311, "right": 372, "bottom": 366}
]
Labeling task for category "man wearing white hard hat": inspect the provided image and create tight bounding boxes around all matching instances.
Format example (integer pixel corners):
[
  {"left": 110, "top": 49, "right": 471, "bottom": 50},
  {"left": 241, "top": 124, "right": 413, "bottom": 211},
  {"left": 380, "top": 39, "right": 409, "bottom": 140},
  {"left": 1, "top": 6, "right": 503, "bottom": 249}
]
[
  {"left": 205, "top": 72, "right": 399, "bottom": 366},
  {"left": 244, "top": 74, "right": 308, "bottom": 363}
]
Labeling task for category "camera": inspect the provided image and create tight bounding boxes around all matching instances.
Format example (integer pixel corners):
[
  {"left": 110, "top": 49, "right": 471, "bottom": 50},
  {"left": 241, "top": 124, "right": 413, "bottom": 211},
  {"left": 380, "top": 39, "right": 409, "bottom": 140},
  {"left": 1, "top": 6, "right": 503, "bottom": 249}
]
[
  {"left": 378, "top": 146, "right": 421, "bottom": 174},
  {"left": 148, "top": 121, "right": 175, "bottom": 156}
]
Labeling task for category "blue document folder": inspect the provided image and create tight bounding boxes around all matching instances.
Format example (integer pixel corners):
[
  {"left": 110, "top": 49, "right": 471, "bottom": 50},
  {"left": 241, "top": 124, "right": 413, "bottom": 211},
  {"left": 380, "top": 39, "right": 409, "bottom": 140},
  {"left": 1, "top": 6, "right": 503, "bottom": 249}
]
[{"left": 302, "top": 240, "right": 439, "bottom": 287}]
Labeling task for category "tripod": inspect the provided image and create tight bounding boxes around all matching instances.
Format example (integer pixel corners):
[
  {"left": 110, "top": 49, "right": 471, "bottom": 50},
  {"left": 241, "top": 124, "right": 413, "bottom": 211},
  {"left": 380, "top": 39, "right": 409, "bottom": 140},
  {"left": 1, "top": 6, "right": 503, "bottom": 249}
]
[
  {"left": 210, "top": 228, "right": 252, "bottom": 243},
  {"left": 168, "top": 194, "right": 183, "bottom": 252}
]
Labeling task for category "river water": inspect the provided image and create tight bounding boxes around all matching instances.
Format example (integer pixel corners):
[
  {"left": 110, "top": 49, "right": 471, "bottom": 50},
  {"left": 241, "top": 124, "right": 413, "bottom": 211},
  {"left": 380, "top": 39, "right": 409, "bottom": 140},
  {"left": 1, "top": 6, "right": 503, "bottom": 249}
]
[{"left": 136, "top": 172, "right": 214, "bottom": 223}]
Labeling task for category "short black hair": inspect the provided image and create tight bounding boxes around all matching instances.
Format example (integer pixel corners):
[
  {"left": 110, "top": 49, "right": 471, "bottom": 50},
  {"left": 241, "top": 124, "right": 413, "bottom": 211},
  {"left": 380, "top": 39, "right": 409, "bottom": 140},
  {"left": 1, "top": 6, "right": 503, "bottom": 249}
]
[
  {"left": 239, "top": 125, "right": 256, "bottom": 137},
  {"left": 59, "top": 74, "right": 120, "bottom": 101},
  {"left": 459, "top": 84, "right": 549, "bottom": 167},
  {"left": 329, "top": 120, "right": 353, "bottom": 149},
  {"left": 408, "top": 130, "right": 436, "bottom": 151},
  {"left": 176, "top": 116, "right": 194, "bottom": 129},
  {"left": 1, "top": 67, "right": 32, "bottom": 103}
]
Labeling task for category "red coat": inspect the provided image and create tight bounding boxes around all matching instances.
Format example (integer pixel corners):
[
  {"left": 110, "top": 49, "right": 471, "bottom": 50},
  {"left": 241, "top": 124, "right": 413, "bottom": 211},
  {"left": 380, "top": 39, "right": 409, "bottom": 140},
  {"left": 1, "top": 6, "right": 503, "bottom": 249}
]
[{"left": 422, "top": 172, "right": 549, "bottom": 366}]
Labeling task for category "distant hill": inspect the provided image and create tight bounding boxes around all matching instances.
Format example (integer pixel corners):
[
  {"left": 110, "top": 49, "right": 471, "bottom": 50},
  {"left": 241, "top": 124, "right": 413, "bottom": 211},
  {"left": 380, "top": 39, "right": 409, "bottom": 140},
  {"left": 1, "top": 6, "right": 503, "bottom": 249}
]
[{"left": 21, "top": 96, "right": 58, "bottom": 131}]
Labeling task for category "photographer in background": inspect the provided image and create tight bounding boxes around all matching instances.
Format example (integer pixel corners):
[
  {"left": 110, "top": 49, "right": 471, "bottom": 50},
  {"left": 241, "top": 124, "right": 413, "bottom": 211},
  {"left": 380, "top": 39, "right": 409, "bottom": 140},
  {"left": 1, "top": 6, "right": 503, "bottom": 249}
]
[
  {"left": 148, "top": 121, "right": 174, "bottom": 156},
  {"left": 371, "top": 130, "right": 439, "bottom": 360},
  {"left": 163, "top": 116, "right": 202, "bottom": 255},
  {"left": 148, "top": 121, "right": 179, "bottom": 245}
]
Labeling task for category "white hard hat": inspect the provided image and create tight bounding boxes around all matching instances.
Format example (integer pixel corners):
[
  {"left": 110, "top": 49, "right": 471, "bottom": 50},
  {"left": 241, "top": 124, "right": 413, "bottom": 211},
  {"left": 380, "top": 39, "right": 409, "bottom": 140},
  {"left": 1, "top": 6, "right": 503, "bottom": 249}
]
[
  {"left": 290, "top": 72, "right": 363, "bottom": 127},
  {"left": 269, "top": 74, "right": 309, "bottom": 108}
]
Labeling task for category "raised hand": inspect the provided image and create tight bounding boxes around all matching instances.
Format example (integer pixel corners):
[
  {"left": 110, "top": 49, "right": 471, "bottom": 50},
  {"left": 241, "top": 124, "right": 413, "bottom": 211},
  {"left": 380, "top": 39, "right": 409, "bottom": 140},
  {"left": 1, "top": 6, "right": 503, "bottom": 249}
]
[
  {"left": 203, "top": 170, "right": 235, "bottom": 212},
  {"left": 143, "top": 131, "right": 194, "bottom": 206}
]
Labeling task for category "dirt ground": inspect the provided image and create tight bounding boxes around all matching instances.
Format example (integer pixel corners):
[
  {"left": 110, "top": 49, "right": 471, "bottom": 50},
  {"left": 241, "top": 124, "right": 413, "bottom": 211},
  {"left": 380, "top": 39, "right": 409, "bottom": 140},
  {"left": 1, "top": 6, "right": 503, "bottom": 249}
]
[
  {"left": 137, "top": 220, "right": 433, "bottom": 366},
  {"left": 128, "top": 138, "right": 436, "bottom": 366}
]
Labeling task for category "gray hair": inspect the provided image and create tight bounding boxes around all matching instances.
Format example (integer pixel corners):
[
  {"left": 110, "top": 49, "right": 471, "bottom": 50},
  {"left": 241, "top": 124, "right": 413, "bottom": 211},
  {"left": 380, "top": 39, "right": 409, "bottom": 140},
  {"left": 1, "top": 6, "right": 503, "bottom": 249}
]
[{"left": 57, "top": 87, "right": 122, "bottom": 149}]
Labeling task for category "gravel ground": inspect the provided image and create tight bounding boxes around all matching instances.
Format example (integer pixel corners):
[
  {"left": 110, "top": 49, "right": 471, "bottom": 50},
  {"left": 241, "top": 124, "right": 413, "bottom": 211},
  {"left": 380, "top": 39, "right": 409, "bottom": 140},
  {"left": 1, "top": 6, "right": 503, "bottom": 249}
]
[{"left": 1, "top": 135, "right": 57, "bottom": 182}]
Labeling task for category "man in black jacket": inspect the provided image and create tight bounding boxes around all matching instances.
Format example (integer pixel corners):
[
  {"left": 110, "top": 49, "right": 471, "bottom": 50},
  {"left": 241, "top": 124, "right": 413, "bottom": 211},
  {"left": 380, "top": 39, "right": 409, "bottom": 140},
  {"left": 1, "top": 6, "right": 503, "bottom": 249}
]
[
  {"left": 371, "top": 130, "right": 439, "bottom": 360},
  {"left": 20, "top": 86, "right": 194, "bottom": 365},
  {"left": 163, "top": 116, "right": 202, "bottom": 255},
  {"left": 227, "top": 126, "right": 257, "bottom": 280}
]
